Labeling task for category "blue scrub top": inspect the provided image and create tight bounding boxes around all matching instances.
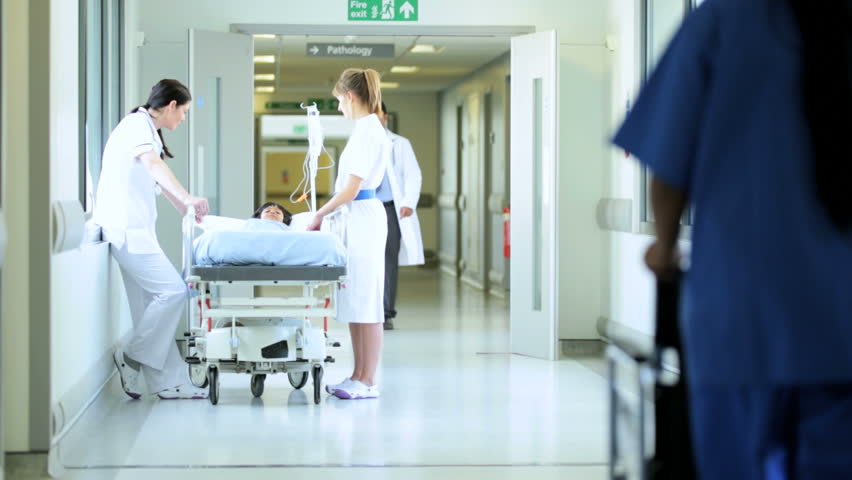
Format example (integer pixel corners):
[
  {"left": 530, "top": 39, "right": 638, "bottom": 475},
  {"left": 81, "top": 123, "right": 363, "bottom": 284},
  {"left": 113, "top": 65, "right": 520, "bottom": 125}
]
[{"left": 614, "top": 0, "right": 852, "bottom": 387}]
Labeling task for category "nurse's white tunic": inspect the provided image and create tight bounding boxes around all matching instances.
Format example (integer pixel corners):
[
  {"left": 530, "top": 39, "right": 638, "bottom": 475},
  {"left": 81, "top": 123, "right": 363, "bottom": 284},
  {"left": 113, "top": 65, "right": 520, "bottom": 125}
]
[
  {"left": 93, "top": 108, "right": 188, "bottom": 392},
  {"left": 335, "top": 114, "right": 390, "bottom": 324}
]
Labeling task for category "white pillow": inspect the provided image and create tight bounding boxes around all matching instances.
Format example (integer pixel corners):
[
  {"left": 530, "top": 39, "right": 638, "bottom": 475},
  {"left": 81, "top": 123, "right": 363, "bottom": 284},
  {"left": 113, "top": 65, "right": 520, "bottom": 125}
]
[
  {"left": 243, "top": 218, "right": 291, "bottom": 232},
  {"left": 289, "top": 212, "right": 314, "bottom": 232},
  {"left": 197, "top": 215, "right": 246, "bottom": 232}
]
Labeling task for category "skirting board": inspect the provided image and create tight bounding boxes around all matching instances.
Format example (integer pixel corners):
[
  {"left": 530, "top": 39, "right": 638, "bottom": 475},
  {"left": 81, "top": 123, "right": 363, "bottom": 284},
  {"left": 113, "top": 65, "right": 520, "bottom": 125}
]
[
  {"left": 559, "top": 339, "right": 605, "bottom": 356},
  {"left": 48, "top": 337, "right": 126, "bottom": 478},
  {"left": 460, "top": 274, "right": 485, "bottom": 290},
  {"left": 487, "top": 269, "right": 507, "bottom": 298},
  {"left": 440, "top": 264, "right": 458, "bottom": 277},
  {"left": 6, "top": 453, "right": 48, "bottom": 479},
  {"left": 438, "top": 250, "right": 457, "bottom": 277},
  {"left": 596, "top": 315, "right": 654, "bottom": 357}
]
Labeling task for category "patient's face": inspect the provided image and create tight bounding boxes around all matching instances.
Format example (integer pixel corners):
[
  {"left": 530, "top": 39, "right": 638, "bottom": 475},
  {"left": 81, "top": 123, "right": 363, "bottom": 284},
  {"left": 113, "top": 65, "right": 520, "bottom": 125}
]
[{"left": 260, "top": 206, "right": 285, "bottom": 222}]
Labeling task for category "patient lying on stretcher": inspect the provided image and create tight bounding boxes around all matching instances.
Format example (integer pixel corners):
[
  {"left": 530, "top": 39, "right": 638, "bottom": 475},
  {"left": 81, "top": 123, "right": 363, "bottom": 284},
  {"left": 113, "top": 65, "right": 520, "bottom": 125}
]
[
  {"left": 192, "top": 203, "right": 346, "bottom": 267},
  {"left": 252, "top": 201, "right": 293, "bottom": 226}
]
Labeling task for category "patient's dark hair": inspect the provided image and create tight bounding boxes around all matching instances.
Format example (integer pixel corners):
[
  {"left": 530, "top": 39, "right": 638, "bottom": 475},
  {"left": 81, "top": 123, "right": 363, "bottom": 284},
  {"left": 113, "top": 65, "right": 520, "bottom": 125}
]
[{"left": 252, "top": 202, "right": 292, "bottom": 225}]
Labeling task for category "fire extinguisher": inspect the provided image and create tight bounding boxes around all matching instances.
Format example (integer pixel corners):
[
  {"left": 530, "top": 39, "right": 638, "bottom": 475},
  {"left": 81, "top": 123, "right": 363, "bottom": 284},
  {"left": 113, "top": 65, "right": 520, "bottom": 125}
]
[{"left": 503, "top": 206, "right": 510, "bottom": 258}]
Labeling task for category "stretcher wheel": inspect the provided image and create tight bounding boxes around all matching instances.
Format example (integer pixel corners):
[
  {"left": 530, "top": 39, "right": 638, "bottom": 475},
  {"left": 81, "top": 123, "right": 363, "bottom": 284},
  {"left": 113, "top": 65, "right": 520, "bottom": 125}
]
[
  {"left": 251, "top": 374, "right": 266, "bottom": 398},
  {"left": 208, "top": 367, "right": 219, "bottom": 405},
  {"left": 312, "top": 364, "right": 323, "bottom": 405},
  {"left": 288, "top": 371, "right": 309, "bottom": 390},
  {"left": 189, "top": 364, "right": 208, "bottom": 388}
]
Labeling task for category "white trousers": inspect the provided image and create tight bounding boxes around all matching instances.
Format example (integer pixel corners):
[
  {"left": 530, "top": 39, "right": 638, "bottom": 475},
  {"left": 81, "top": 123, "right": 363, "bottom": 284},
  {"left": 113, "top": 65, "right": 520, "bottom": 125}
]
[{"left": 111, "top": 243, "right": 189, "bottom": 393}]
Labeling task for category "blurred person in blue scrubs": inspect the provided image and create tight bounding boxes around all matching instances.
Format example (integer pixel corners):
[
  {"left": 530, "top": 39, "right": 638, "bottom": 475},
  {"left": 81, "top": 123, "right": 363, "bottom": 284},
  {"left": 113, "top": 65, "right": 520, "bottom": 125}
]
[{"left": 614, "top": 0, "right": 852, "bottom": 478}]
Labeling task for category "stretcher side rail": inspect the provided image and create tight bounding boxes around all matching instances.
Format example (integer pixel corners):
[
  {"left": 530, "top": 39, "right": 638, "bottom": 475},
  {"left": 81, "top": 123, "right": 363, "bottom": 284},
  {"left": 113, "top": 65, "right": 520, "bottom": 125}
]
[{"left": 190, "top": 265, "right": 346, "bottom": 282}]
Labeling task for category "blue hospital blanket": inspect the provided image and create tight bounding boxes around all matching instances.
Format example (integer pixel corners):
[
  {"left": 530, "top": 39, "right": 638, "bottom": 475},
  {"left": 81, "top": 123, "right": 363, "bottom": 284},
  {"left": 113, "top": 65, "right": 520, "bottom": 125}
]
[{"left": 194, "top": 229, "right": 346, "bottom": 267}]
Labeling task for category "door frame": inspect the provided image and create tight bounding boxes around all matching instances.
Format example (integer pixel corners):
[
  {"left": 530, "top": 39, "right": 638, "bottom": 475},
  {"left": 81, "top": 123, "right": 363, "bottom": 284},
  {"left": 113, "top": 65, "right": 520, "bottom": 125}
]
[
  {"left": 508, "top": 30, "right": 559, "bottom": 360},
  {"left": 231, "top": 25, "right": 535, "bottom": 37}
]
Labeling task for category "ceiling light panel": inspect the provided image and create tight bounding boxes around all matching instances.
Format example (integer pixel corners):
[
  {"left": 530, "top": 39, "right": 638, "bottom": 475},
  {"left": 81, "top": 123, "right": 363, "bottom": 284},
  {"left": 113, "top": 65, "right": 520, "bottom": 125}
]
[
  {"left": 255, "top": 86, "right": 275, "bottom": 93},
  {"left": 254, "top": 55, "right": 276, "bottom": 63},
  {"left": 390, "top": 66, "right": 419, "bottom": 74},
  {"left": 380, "top": 82, "right": 400, "bottom": 89},
  {"left": 410, "top": 44, "right": 443, "bottom": 54},
  {"left": 254, "top": 74, "right": 276, "bottom": 81}
]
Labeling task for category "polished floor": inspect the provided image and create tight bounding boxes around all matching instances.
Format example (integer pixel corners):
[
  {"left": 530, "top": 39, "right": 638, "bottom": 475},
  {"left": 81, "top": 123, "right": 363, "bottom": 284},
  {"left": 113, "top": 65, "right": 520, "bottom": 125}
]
[{"left": 53, "top": 269, "right": 609, "bottom": 480}]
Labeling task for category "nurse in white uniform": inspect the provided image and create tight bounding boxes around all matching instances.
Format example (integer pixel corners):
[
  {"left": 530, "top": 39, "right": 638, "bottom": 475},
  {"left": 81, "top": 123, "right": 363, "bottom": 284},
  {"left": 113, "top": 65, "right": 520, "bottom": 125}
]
[
  {"left": 308, "top": 68, "right": 390, "bottom": 400},
  {"left": 94, "top": 79, "right": 210, "bottom": 400}
]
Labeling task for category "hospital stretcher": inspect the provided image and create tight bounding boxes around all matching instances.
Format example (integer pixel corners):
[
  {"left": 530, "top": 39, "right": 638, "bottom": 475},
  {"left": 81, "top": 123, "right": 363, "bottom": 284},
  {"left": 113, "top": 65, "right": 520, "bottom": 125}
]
[
  {"left": 180, "top": 206, "right": 347, "bottom": 405},
  {"left": 607, "top": 276, "right": 695, "bottom": 480}
]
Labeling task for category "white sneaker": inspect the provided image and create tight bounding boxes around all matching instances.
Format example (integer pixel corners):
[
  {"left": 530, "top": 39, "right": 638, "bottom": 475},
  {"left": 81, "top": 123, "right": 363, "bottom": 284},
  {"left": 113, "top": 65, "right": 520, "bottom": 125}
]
[
  {"left": 113, "top": 348, "right": 142, "bottom": 399},
  {"left": 325, "top": 377, "right": 353, "bottom": 395},
  {"left": 333, "top": 380, "right": 380, "bottom": 400},
  {"left": 157, "top": 384, "right": 209, "bottom": 400}
]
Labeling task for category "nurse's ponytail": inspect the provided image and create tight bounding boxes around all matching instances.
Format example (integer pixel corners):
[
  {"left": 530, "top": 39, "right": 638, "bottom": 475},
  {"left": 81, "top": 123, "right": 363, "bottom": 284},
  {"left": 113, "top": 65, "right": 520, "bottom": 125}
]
[
  {"left": 333, "top": 68, "right": 382, "bottom": 115},
  {"left": 130, "top": 79, "right": 192, "bottom": 160},
  {"left": 791, "top": 0, "right": 852, "bottom": 230}
]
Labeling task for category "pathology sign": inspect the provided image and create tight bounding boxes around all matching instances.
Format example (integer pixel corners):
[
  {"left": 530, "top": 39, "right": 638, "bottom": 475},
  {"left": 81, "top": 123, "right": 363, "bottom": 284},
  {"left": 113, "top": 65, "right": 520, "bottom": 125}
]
[
  {"left": 348, "top": 0, "right": 418, "bottom": 21},
  {"left": 306, "top": 43, "right": 395, "bottom": 58}
]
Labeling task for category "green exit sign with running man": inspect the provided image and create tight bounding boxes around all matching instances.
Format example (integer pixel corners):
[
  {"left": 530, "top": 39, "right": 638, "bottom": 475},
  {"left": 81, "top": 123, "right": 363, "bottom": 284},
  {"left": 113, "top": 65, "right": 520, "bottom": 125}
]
[{"left": 348, "top": 0, "right": 419, "bottom": 21}]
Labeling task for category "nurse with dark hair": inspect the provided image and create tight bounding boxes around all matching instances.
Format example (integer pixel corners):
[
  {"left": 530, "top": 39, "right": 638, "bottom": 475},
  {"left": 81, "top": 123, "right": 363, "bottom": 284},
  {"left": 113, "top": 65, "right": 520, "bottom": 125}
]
[
  {"left": 94, "top": 79, "right": 210, "bottom": 400},
  {"left": 614, "top": 0, "right": 852, "bottom": 477}
]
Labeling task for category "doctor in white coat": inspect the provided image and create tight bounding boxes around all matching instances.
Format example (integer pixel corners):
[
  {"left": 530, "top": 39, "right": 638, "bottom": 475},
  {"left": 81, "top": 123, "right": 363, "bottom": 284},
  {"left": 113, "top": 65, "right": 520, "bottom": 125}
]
[
  {"left": 94, "top": 79, "right": 210, "bottom": 400},
  {"left": 377, "top": 102, "right": 425, "bottom": 330}
]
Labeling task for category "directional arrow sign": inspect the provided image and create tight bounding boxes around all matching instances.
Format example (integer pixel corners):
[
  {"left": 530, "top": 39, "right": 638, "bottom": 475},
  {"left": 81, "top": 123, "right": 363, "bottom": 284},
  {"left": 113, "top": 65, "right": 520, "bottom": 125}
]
[
  {"left": 400, "top": 1, "right": 414, "bottom": 19},
  {"left": 306, "top": 43, "right": 395, "bottom": 58},
  {"left": 348, "top": 0, "right": 418, "bottom": 22}
]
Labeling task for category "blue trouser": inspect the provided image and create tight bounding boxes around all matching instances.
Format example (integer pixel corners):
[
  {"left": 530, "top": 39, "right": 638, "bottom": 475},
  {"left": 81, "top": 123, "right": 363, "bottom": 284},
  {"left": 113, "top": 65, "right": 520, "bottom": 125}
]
[{"left": 689, "top": 384, "right": 852, "bottom": 479}]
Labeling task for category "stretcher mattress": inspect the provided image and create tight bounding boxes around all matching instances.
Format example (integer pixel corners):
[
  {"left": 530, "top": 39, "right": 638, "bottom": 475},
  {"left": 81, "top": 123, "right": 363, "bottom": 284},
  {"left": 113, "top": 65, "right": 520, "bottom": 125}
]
[
  {"left": 191, "top": 265, "right": 346, "bottom": 282},
  {"left": 194, "top": 230, "right": 346, "bottom": 267}
]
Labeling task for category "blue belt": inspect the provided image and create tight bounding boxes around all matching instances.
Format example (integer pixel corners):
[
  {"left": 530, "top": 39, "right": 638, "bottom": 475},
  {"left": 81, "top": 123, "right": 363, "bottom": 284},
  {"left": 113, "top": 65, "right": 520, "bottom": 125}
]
[{"left": 354, "top": 189, "right": 376, "bottom": 201}]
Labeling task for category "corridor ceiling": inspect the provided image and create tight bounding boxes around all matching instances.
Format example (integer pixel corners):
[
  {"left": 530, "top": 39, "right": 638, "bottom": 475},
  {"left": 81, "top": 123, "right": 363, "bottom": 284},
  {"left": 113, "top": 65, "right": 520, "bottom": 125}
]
[{"left": 252, "top": 35, "right": 510, "bottom": 93}]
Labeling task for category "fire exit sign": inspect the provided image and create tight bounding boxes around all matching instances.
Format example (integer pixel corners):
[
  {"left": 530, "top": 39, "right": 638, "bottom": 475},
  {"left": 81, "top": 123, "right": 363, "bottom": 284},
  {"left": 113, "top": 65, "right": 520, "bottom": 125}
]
[{"left": 348, "top": 0, "right": 418, "bottom": 21}]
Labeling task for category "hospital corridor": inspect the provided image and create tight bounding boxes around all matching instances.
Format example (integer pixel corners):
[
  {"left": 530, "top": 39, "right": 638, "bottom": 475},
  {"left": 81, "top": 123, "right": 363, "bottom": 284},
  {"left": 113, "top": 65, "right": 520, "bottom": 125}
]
[
  {"left": 5, "top": 0, "right": 852, "bottom": 479},
  {"left": 48, "top": 269, "right": 609, "bottom": 479}
]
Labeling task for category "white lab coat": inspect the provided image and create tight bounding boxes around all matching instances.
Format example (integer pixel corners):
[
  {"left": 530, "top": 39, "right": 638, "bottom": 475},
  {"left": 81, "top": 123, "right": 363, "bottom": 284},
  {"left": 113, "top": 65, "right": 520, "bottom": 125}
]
[{"left": 384, "top": 130, "right": 425, "bottom": 266}]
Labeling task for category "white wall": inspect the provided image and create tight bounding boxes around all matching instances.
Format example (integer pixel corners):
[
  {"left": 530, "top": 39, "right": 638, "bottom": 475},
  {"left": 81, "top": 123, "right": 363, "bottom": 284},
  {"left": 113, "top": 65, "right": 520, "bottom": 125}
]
[
  {"left": 557, "top": 44, "right": 610, "bottom": 340},
  {"left": 2, "top": 0, "right": 31, "bottom": 452},
  {"left": 1, "top": 0, "right": 8, "bottom": 469},
  {"left": 130, "top": 1, "right": 606, "bottom": 44},
  {"left": 48, "top": 0, "right": 132, "bottom": 456},
  {"left": 604, "top": 0, "right": 688, "bottom": 337}
]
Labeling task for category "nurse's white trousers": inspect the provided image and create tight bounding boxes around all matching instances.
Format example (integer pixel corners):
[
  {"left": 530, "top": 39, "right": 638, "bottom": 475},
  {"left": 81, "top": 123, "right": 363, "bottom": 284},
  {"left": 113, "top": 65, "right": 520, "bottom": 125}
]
[{"left": 112, "top": 244, "right": 189, "bottom": 393}]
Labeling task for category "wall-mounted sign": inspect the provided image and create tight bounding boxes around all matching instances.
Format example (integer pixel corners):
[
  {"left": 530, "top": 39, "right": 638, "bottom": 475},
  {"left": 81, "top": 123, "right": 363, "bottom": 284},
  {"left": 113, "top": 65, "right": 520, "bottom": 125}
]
[
  {"left": 307, "top": 43, "right": 395, "bottom": 58},
  {"left": 264, "top": 99, "right": 340, "bottom": 112},
  {"left": 348, "top": 0, "right": 418, "bottom": 21}
]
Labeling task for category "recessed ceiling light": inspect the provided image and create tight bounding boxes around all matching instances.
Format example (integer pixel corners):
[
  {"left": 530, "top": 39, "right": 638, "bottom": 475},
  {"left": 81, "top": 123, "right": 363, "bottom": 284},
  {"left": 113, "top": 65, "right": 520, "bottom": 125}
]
[
  {"left": 344, "top": 35, "right": 358, "bottom": 43},
  {"left": 253, "top": 34, "right": 276, "bottom": 39},
  {"left": 254, "top": 73, "right": 276, "bottom": 81},
  {"left": 255, "top": 86, "right": 275, "bottom": 93},
  {"left": 380, "top": 82, "right": 400, "bottom": 89},
  {"left": 410, "top": 44, "right": 442, "bottom": 54},
  {"left": 254, "top": 55, "right": 275, "bottom": 63},
  {"left": 390, "top": 65, "right": 419, "bottom": 74}
]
